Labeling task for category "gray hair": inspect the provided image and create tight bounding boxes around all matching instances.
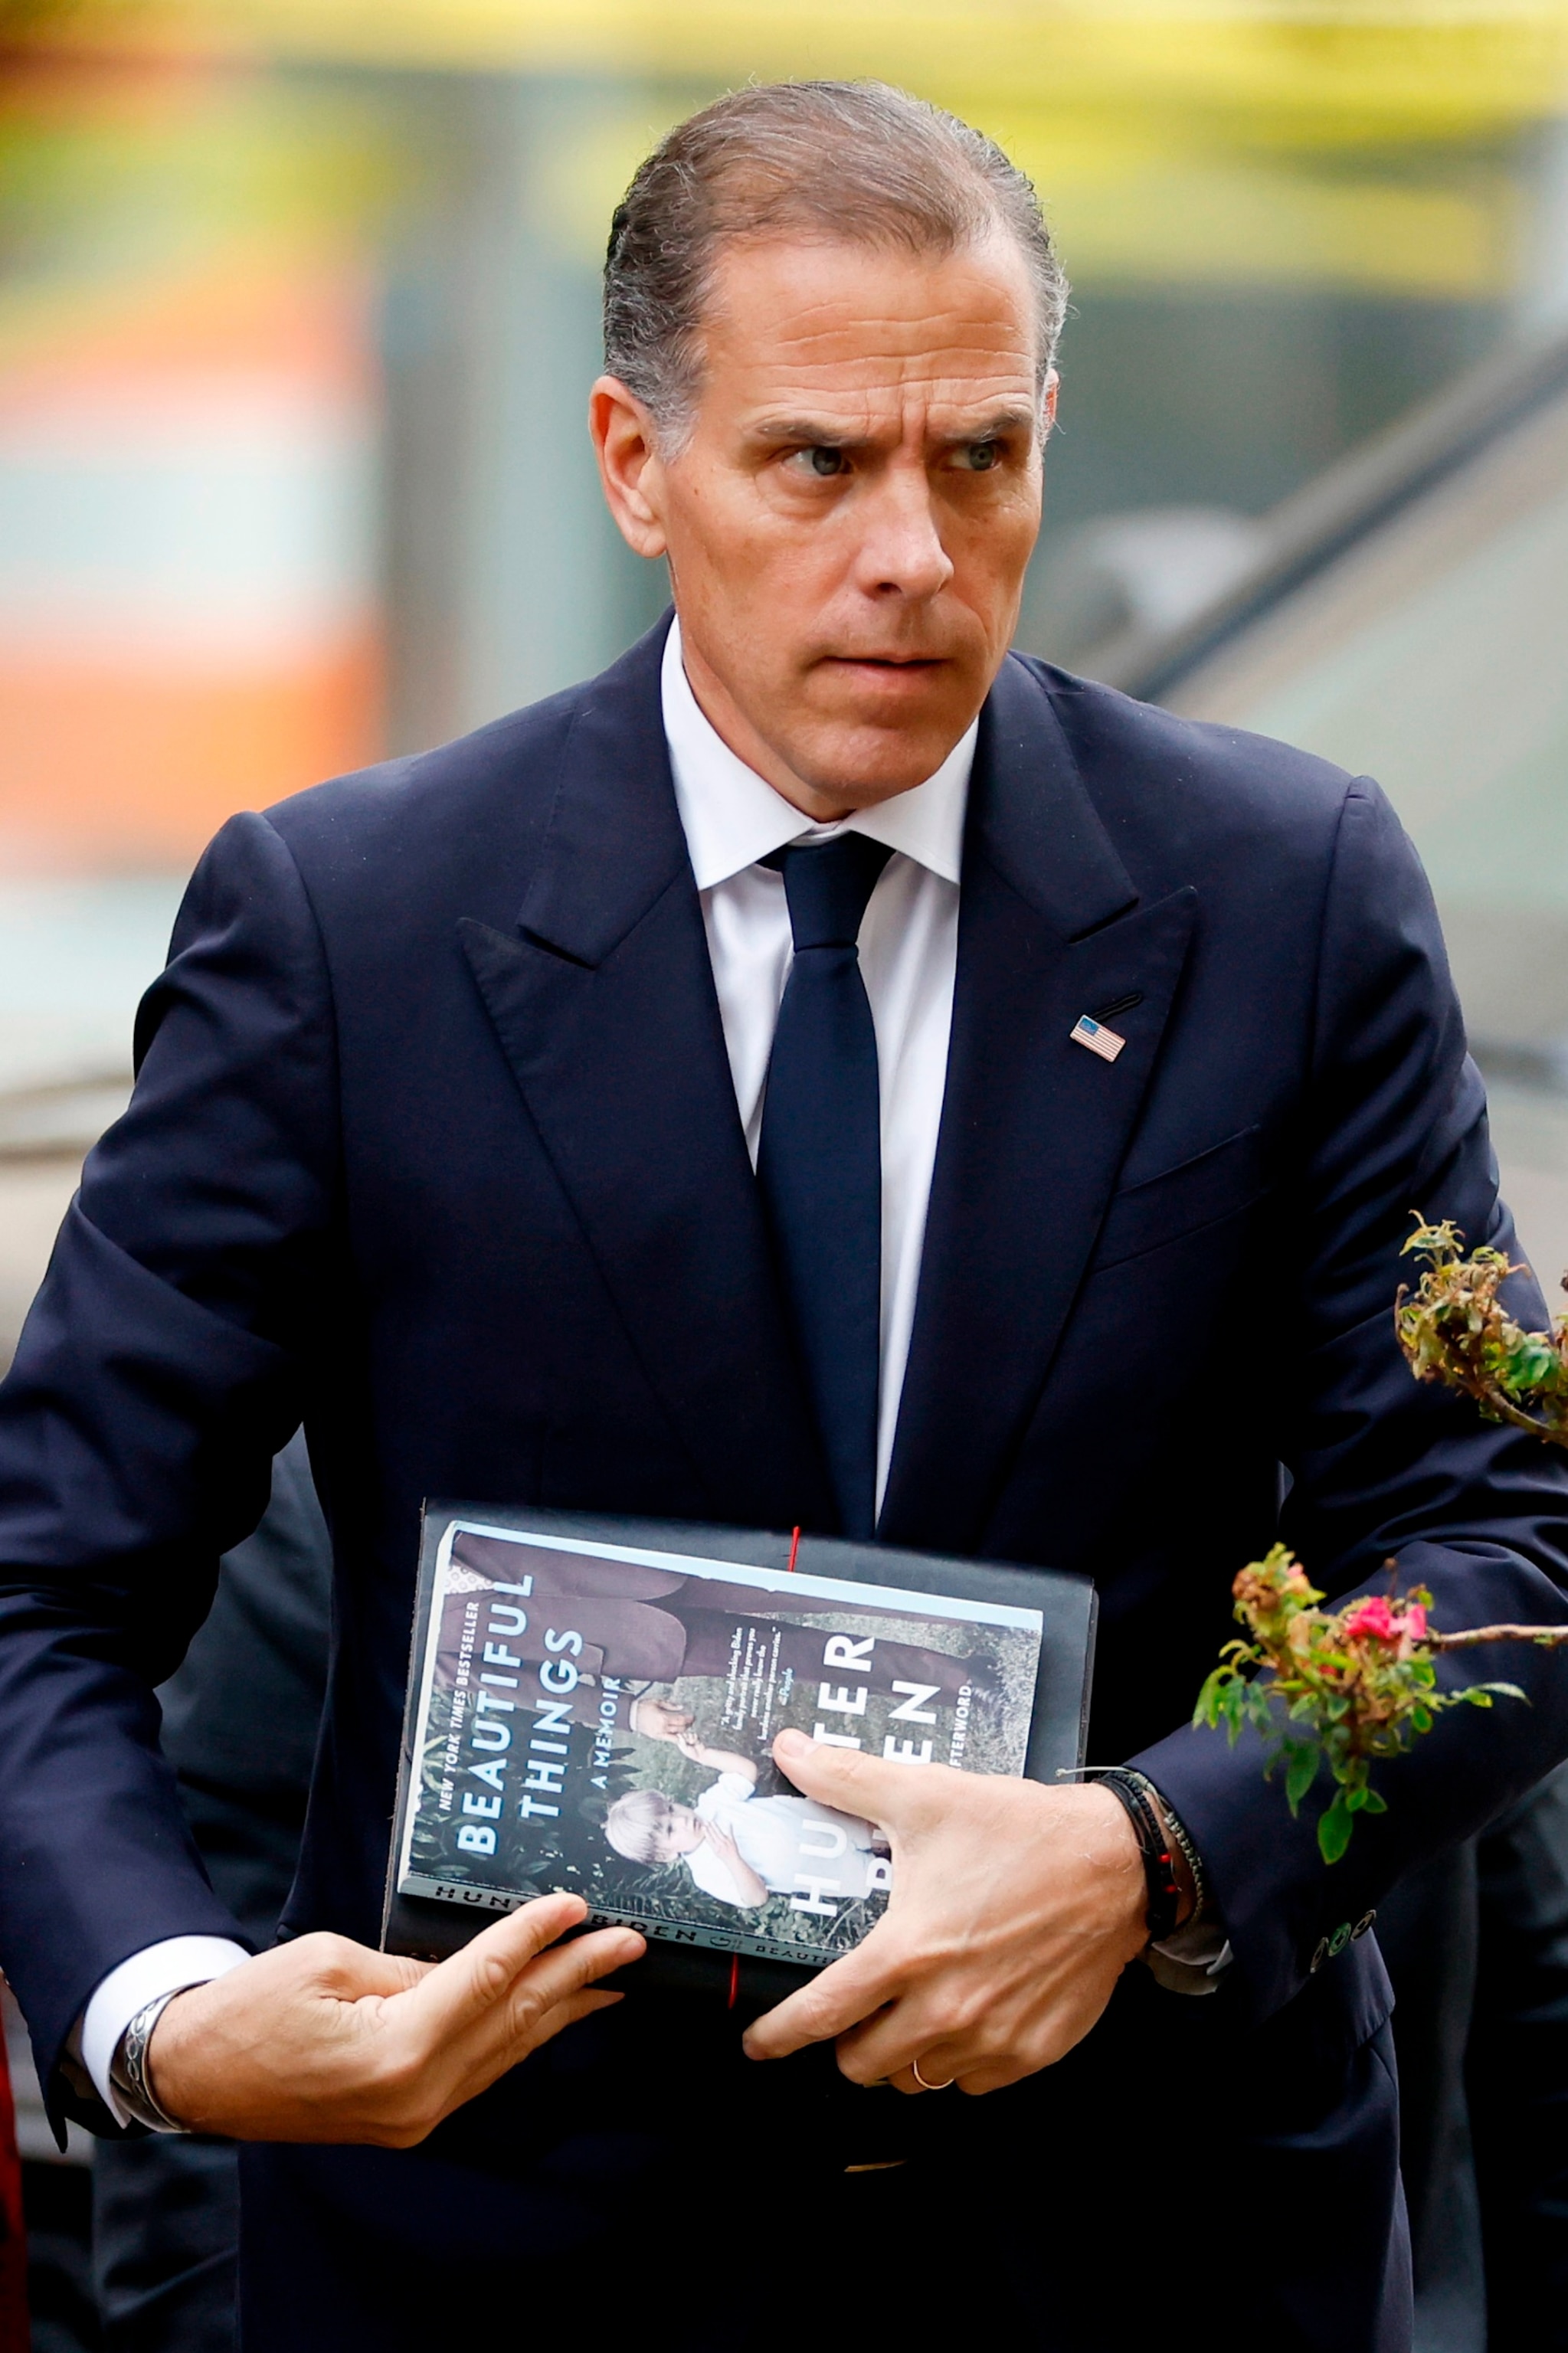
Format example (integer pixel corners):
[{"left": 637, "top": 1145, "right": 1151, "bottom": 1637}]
[{"left": 604, "top": 80, "right": 1068, "bottom": 450}]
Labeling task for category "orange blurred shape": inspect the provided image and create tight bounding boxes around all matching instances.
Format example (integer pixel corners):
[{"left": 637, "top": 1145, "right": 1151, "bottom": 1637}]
[
  {"left": 0, "top": 257, "right": 385, "bottom": 873},
  {"left": 0, "top": 637, "right": 381, "bottom": 871}
]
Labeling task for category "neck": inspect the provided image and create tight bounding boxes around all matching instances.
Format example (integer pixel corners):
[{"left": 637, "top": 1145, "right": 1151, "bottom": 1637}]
[{"left": 677, "top": 629, "right": 858, "bottom": 822}]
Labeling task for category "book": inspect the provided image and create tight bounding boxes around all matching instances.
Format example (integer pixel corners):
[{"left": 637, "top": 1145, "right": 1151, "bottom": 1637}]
[{"left": 381, "top": 1505, "right": 1097, "bottom": 2003}]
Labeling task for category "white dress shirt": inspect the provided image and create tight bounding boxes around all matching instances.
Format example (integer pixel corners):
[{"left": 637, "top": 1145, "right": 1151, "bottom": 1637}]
[
  {"left": 77, "top": 615, "right": 973, "bottom": 2124},
  {"left": 662, "top": 617, "right": 971, "bottom": 1507}
]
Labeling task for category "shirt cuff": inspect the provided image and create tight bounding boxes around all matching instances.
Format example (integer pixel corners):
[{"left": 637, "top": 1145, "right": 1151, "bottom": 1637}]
[
  {"left": 77, "top": 1936, "right": 250, "bottom": 2129},
  {"left": 1145, "top": 1919, "right": 1233, "bottom": 1996}
]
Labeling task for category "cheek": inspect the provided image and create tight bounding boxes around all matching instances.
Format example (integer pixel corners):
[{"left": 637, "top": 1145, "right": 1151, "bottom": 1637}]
[{"left": 951, "top": 508, "right": 1038, "bottom": 619}]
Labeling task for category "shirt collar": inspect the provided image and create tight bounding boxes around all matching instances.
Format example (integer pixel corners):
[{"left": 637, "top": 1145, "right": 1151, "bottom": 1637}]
[{"left": 662, "top": 616, "right": 971, "bottom": 893}]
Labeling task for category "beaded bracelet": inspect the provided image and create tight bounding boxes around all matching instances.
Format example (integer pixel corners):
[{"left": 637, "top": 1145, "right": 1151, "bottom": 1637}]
[
  {"left": 1082, "top": 1768, "right": 1182, "bottom": 1943},
  {"left": 1152, "top": 1785, "right": 1209, "bottom": 1928}
]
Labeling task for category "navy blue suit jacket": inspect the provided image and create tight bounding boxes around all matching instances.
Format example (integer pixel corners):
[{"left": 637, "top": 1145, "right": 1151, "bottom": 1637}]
[{"left": 3, "top": 615, "right": 1568, "bottom": 2150}]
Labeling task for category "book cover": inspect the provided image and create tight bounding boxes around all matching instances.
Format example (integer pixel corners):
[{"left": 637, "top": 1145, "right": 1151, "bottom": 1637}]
[{"left": 383, "top": 1506, "right": 1095, "bottom": 1985}]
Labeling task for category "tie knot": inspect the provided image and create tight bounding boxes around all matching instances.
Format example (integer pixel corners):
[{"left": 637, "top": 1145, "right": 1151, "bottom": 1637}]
[{"left": 768, "top": 834, "right": 892, "bottom": 952}]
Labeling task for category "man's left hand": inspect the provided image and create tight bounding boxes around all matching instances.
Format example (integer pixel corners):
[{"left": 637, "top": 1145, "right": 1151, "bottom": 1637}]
[{"left": 742, "top": 1730, "right": 1149, "bottom": 2096}]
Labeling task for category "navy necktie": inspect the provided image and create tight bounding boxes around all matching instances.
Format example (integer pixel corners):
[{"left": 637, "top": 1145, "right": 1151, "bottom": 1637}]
[{"left": 758, "top": 833, "right": 893, "bottom": 1540}]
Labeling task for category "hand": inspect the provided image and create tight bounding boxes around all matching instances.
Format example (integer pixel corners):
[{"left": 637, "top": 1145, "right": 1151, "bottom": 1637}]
[
  {"left": 699, "top": 1821, "right": 768, "bottom": 1906},
  {"left": 147, "top": 1894, "right": 643, "bottom": 2145},
  {"left": 742, "top": 1731, "right": 1147, "bottom": 2096},
  {"left": 630, "top": 1698, "right": 694, "bottom": 1742},
  {"left": 674, "top": 1736, "right": 758, "bottom": 1781}
]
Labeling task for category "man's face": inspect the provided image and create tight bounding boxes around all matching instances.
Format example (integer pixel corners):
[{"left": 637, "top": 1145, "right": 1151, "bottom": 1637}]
[{"left": 592, "top": 229, "right": 1049, "bottom": 818}]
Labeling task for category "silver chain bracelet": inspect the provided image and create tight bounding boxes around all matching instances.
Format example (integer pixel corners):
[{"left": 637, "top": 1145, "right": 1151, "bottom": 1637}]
[{"left": 112, "top": 1988, "right": 192, "bottom": 2134}]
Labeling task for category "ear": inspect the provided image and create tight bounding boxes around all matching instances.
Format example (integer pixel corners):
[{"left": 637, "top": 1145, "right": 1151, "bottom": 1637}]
[
  {"left": 590, "top": 375, "right": 669, "bottom": 560},
  {"left": 1043, "top": 368, "right": 1060, "bottom": 440}
]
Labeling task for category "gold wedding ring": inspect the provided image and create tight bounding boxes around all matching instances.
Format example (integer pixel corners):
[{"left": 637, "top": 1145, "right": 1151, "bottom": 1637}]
[{"left": 910, "top": 2057, "right": 955, "bottom": 2093}]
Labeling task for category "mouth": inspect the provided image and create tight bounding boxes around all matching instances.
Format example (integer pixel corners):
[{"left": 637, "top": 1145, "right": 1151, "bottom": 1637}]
[{"left": 824, "top": 653, "right": 947, "bottom": 677}]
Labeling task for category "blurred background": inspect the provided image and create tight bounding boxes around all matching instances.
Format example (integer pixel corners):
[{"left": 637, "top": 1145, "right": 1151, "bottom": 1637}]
[{"left": 2, "top": 2, "right": 1568, "bottom": 2342}]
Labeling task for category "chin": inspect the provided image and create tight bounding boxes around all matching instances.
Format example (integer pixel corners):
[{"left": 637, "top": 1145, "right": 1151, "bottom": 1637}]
[{"left": 802, "top": 721, "right": 964, "bottom": 802}]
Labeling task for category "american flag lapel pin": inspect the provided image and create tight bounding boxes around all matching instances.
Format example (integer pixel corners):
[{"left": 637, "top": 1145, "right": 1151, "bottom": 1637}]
[{"left": 1070, "top": 1013, "right": 1126, "bottom": 1063}]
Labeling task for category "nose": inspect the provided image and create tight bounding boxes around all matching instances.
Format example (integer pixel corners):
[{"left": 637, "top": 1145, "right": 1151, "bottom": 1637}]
[{"left": 850, "top": 462, "right": 954, "bottom": 604}]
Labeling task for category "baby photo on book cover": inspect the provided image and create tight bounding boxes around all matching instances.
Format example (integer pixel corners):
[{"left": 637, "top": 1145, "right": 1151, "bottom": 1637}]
[{"left": 392, "top": 1516, "right": 1044, "bottom": 1968}]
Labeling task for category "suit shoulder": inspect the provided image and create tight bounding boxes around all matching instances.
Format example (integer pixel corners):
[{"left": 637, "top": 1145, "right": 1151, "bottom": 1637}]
[
  {"left": 1011, "top": 653, "right": 1360, "bottom": 846},
  {"left": 259, "top": 681, "right": 585, "bottom": 885}
]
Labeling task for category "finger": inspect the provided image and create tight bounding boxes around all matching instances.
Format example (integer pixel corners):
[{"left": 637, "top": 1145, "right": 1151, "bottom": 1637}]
[
  {"left": 742, "top": 1930, "right": 905, "bottom": 2061},
  {"left": 405, "top": 1894, "right": 593, "bottom": 2044},
  {"left": 512, "top": 1984, "right": 624, "bottom": 2053},
  {"left": 833, "top": 1991, "right": 984, "bottom": 2089},
  {"left": 770, "top": 1728, "right": 923, "bottom": 1828},
  {"left": 879, "top": 2044, "right": 965, "bottom": 2096},
  {"left": 437, "top": 1985, "right": 628, "bottom": 2122},
  {"left": 888, "top": 2067, "right": 938, "bottom": 2099},
  {"left": 498, "top": 1923, "right": 647, "bottom": 2036},
  {"left": 414, "top": 1921, "right": 643, "bottom": 2092}
]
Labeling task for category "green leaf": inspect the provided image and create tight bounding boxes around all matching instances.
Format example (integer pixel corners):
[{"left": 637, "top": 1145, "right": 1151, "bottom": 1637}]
[
  {"left": 1285, "top": 1747, "right": 1321, "bottom": 1808},
  {"left": 1499, "top": 1334, "right": 1560, "bottom": 1396},
  {"left": 1360, "top": 1789, "right": 1388, "bottom": 1814},
  {"left": 1318, "top": 1795, "right": 1355, "bottom": 1865},
  {"left": 1411, "top": 1705, "right": 1432, "bottom": 1733},
  {"left": 1346, "top": 1784, "right": 1367, "bottom": 1811}
]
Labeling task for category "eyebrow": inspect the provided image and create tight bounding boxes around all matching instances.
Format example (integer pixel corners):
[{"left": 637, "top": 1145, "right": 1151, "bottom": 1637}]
[{"left": 747, "top": 405, "right": 1039, "bottom": 448}]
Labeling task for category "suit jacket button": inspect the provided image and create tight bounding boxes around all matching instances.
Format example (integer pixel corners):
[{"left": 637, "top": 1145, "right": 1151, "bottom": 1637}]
[
  {"left": 1351, "top": 1910, "right": 1377, "bottom": 1940},
  {"left": 1328, "top": 1923, "right": 1351, "bottom": 1957},
  {"left": 1310, "top": 1936, "right": 1330, "bottom": 1972}
]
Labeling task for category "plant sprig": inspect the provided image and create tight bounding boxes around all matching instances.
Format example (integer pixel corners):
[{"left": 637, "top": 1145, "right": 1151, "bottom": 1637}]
[
  {"left": 1196, "top": 1221, "right": 1568, "bottom": 1861},
  {"left": 1395, "top": 1216, "right": 1568, "bottom": 1445},
  {"left": 1194, "top": 1545, "right": 1526, "bottom": 1862}
]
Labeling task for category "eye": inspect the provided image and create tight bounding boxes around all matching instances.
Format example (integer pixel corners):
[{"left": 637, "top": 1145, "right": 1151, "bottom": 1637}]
[
  {"left": 787, "top": 445, "right": 849, "bottom": 478},
  {"left": 955, "top": 440, "right": 1003, "bottom": 472}
]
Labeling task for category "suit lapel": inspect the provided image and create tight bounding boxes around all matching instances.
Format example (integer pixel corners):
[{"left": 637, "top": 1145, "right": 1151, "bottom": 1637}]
[
  {"left": 879, "top": 657, "right": 1197, "bottom": 1553},
  {"left": 460, "top": 624, "right": 832, "bottom": 1531}
]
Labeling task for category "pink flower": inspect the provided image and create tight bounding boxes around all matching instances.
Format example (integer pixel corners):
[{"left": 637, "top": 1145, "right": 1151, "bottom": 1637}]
[
  {"left": 1342, "top": 1596, "right": 1399, "bottom": 1642},
  {"left": 1404, "top": 1603, "right": 1429, "bottom": 1641}
]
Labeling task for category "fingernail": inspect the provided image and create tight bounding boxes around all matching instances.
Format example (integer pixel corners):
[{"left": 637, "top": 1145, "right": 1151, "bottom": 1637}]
[{"left": 776, "top": 1729, "right": 810, "bottom": 1758}]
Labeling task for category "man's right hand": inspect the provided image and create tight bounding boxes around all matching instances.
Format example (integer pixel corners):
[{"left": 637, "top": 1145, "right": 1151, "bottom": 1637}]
[{"left": 146, "top": 1893, "right": 643, "bottom": 2145}]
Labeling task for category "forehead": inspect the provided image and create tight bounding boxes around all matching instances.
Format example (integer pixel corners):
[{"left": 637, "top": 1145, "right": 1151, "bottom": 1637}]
[{"left": 696, "top": 231, "right": 1039, "bottom": 418}]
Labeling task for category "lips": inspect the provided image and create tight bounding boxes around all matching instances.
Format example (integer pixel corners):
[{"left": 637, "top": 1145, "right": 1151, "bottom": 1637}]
[{"left": 826, "top": 654, "right": 945, "bottom": 670}]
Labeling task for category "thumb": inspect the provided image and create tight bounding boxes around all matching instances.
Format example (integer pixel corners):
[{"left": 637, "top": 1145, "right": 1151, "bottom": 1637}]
[{"left": 772, "top": 1726, "right": 913, "bottom": 1826}]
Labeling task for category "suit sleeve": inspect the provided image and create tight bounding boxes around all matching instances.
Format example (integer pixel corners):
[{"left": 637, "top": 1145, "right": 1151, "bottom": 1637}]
[
  {"left": 1134, "top": 777, "right": 1568, "bottom": 2025},
  {"left": 0, "top": 811, "right": 339, "bottom": 2129}
]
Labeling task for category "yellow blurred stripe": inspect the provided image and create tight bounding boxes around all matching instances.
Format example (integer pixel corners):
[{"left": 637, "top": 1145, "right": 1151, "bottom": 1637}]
[
  {"left": 527, "top": 93, "right": 1520, "bottom": 289},
  {"left": 84, "top": 0, "right": 1568, "bottom": 138}
]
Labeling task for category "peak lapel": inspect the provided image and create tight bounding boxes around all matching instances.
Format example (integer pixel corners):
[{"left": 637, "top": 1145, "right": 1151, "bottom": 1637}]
[
  {"left": 460, "top": 626, "right": 831, "bottom": 1531},
  {"left": 879, "top": 657, "right": 1197, "bottom": 1553}
]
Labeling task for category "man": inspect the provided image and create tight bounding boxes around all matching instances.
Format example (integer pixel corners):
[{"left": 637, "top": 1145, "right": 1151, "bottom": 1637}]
[{"left": 1, "top": 80, "right": 1566, "bottom": 2353}]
